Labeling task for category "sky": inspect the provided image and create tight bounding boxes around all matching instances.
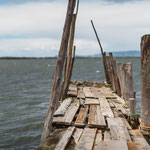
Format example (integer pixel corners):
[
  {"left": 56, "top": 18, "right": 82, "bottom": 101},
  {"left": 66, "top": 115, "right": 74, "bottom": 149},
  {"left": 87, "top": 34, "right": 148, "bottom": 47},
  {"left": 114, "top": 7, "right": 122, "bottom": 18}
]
[{"left": 0, "top": 0, "right": 150, "bottom": 57}]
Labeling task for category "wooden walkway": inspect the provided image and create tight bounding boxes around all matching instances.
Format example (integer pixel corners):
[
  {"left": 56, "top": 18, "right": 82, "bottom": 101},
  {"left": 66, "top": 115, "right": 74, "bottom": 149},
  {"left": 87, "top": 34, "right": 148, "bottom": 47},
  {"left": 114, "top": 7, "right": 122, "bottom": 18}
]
[{"left": 38, "top": 82, "right": 150, "bottom": 150}]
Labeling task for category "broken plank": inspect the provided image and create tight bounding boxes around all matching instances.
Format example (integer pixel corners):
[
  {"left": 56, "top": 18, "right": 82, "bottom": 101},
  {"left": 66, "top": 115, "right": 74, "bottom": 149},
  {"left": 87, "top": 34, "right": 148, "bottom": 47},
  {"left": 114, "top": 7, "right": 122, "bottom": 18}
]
[
  {"left": 54, "top": 97, "right": 72, "bottom": 116},
  {"left": 85, "top": 98, "right": 99, "bottom": 105},
  {"left": 76, "top": 128, "right": 97, "bottom": 150},
  {"left": 88, "top": 105, "right": 106, "bottom": 128},
  {"left": 72, "top": 128, "right": 83, "bottom": 144},
  {"left": 55, "top": 127, "right": 75, "bottom": 150},
  {"left": 98, "top": 141, "right": 128, "bottom": 150},
  {"left": 75, "top": 105, "right": 89, "bottom": 127},
  {"left": 93, "top": 130, "right": 103, "bottom": 150},
  {"left": 53, "top": 100, "right": 80, "bottom": 125},
  {"left": 67, "top": 90, "right": 77, "bottom": 97},
  {"left": 83, "top": 87, "right": 94, "bottom": 98},
  {"left": 107, "top": 117, "right": 131, "bottom": 130},
  {"left": 129, "top": 130, "right": 150, "bottom": 150},
  {"left": 99, "top": 98, "right": 114, "bottom": 118},
  {"left": 110, "top": 125, "right": 131, "bottom": 141}
]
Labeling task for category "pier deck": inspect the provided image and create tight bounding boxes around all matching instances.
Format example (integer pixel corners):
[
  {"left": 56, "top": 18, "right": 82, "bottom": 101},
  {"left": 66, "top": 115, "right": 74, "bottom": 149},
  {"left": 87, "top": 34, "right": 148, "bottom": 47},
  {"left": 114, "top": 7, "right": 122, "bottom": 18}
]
[{"left": 38, "top": 81, "right": 150, "bottom": 150}]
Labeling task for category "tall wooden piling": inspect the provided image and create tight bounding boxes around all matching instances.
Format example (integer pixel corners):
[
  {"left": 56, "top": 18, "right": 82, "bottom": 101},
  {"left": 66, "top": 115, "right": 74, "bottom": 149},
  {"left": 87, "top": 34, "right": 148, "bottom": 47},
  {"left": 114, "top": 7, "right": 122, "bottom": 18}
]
[
  {"left": 117, "top": 63, "right": 134, "bottom": 101},
  {"left": 41, "top": 0, "right": 76, "bottom": 145},
  {"left": 109, "top": 53, "right": 121, "bottom": 96},
  {"left": 141, "top": 34, "right": 150, "bottom": 130}
]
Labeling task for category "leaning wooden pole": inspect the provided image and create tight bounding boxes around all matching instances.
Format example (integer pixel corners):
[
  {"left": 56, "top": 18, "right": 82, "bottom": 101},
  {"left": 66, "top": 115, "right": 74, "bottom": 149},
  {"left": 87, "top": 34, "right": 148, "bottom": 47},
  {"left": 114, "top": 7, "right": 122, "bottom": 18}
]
[
  {"left": 41, "top": 0, "right": 76, "bottom": 145},
  {"left": 141, "top": 34, "right": 150, "bottom": 131},
  {"left": 91, "top": 20, "right": 109, "bottom": 83}
]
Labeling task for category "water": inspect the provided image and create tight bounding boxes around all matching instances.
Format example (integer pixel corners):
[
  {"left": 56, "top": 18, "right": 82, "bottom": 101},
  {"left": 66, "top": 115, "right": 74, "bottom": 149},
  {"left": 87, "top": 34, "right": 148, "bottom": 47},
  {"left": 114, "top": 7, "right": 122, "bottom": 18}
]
[{"left": 0, "top": 57, "right": 141, "bottom": 149}]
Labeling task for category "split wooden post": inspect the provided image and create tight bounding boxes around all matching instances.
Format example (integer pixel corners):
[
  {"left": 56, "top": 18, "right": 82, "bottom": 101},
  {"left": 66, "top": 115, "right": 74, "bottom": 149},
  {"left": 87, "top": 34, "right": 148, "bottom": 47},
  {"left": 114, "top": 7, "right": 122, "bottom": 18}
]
[
  {"left": 129, "top": 92, "right": 136, "bottom": 114},
  {"left": 109, "top": 52, "right": 121, "bottom": 96},
  {"left": 40, "top": 0, "right": 76, "bottom": 145},
  {"left": 141, "top": 34, "right": 150, "bottom": 130},
  {"left": 117, "top": 63, "right": 134, "bottom": 101}
]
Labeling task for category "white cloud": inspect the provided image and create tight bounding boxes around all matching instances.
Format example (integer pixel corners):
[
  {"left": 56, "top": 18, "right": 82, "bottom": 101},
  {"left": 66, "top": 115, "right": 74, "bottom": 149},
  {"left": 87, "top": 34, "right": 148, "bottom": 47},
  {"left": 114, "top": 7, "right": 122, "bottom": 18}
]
[{"left": 0, "top": 0, "right": 150, "bottom": 56}]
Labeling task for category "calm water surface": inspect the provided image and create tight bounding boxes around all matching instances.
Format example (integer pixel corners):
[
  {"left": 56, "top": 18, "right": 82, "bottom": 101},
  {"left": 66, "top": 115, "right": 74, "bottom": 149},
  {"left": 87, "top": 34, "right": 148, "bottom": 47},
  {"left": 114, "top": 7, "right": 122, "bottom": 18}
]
[{"left": 0, "top": 57, "right": 141, "bottom": 149}]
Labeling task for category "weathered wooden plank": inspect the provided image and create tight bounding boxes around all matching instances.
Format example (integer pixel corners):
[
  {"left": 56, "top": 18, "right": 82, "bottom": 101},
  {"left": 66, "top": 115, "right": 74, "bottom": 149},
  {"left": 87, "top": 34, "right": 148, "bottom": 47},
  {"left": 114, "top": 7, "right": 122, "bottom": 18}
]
[
  {"left": 77, "top": 90, "right": 85, "bottom": 99},
  {"left": 88, "top": 105, "right": 106, "bottom": 128},
  {"left": 72, "top": 128, "right": 83, "bottom": 144},
  {"left": 113, "top": 93, "right": 125, "bottom": 105},
  {"left": 104, "top": 131, "right": 111, "bottom": 141},
  {"left": 54, "top": 97, "right": 72, "bottom": 116},
  {"left": 67, "top": 90, "right": 77, "bottom": 97},
  {"left": 93, "top": 130, "right": 103, "bottom": 150},
  {"left": 127, "top": 142, "right": 140, "bottom": 150},
  {"left": 76, "top": 128, "right": 97, "bottom": 150},
  {"left": 110, "top": 125, "right": 131, "bottom": 141},
  {"left": 99, "top": 98, "right": 114, "bottom": 118},
  {"left": 98, "top": 141, "right": 128, "bottom": 150},
  {"left": 53, "top": 100, "right": 80, "bottom": 125},
  {"left": 129, "top": 130, "right": 150, "bottom": 150},
  {"left": 55, "top": 127, "right": 75, "bottom": 150},
  {"left": 69, "top": 84, "right": 77, "bottom": 91},
  {"left": 85, "top": 98, "right": 99, "bottom": 105},
  {"left": 107, "top": 117, "right": 131, "bottom": 130},
  {"left": 75, "top": 105, "right": 89, "bottom": 127},
  {"left": 83, "top": 87, "right": 94, "bottom": 98}
]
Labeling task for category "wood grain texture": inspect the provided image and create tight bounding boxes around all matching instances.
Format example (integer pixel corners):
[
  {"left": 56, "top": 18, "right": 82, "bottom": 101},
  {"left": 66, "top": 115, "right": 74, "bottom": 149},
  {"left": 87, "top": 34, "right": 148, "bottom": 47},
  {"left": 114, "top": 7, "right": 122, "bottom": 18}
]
[
  {"left": 85, "top": 98, "right": 99, "bottom": 105},
  {"left": 76, "top": 128, "right": 97, "bottom": 150}
]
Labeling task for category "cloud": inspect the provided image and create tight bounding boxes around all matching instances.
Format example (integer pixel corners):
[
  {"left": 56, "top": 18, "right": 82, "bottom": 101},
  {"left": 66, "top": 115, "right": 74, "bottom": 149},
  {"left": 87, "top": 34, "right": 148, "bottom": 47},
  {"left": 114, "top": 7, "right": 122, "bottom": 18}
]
[{"left": 0, "top": 0, "right": 150, "bottom": 56}]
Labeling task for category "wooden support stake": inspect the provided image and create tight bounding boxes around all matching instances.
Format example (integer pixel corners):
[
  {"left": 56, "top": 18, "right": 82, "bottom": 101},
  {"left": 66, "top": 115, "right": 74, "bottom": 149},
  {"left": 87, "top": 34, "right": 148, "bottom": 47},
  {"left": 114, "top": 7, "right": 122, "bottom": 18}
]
[
  {"left": 109, "top": 52, "right": 121, "bottom": 96},
  {"left": 117, "top": 63, "right": 134, "bottom": 100},
  {"left": 141, "top": 34, "right": 150, "bottom": 128},
  {"left": 40, "top": 0, "right": 76, "bottom": 145},
  {"left": 129, "top": 98, "right": 136, "bottom": 114}
]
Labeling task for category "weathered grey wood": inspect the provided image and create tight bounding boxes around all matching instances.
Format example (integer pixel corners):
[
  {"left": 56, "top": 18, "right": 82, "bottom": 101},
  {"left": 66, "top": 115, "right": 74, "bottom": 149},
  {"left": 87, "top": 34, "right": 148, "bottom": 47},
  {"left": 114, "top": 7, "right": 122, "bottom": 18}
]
[
  {"left": 73, "top": 128, "right": 83, "bottom": 144},
  {"left": 67, "top": 90, "right": 77, "bottom": 97},
  {"left": 98, "top": 141, "right": 128, "bottom": 150},
  {"left": 110, "top": 125, "right": 131, "bottom": 141},
  {"left": 83, "top": 87, "right": 94, "bottom": 98},
  {"left": 117, "top": 63, "right": 134, "bottom": 100},
  {"left": 88, "top": 105, "right": 106, "bottom": 128},
  {"left": 76, "top": 128, "right": 97, "bottom": 150},
  {"left": 99, "top": 98, "right": 114, "bottom": 118},
  {"left": 109, "top": 52, "right": 121, "bottom": 96},
  {"left": 69, "top": 84, "right": 78, "bottom": 91},
  {"left": 113, "top": 93, "right": 125, "bottom": 105},
  {"left": 53, "top": 100, "right": 79, "bottom": 125},
  {"left": 77, "top": 90, "right": 85, "bottom": 99},
  {"left": 93, "top": 130, "right": 103, "bottom": 150},
  {"left": 54, "top": 98, "right": 72, "bottom": 116},
  {"left": 141, "top": 34, "right": 150, "bottom": 128},
  {"left": 41, "top": 0, "right": 76, "bottom": 144},
  {"left": 62, "top": 13, "right": 77, "bottom": 100},
  {"left": 55, "top": 127, "right": 75, "bottom": 150},
  {"left": 129, "top": 130, "right": 150, "bottom": 150},
  {"left": 107, "top": 117, "right": 131, "bottom": 130},
  {"left": 75, "top": 105, "right": 89, "bottom": 127},
  {"left": 104, "top": 131, "right": 111, "bottom": 141},
  {"left": 85, "top": 98, "right": 99, "bottom": 105},
  {"left": 129, "top": 98, "right": 136, "bottom": 114}
]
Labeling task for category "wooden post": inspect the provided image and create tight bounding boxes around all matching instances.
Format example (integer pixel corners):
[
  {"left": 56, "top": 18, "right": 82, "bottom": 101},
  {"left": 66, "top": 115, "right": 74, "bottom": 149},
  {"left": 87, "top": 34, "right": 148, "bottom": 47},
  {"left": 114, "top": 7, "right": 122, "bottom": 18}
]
[
  {"left": 91, "top": 20, "right": 110, "bottom": 84},
  {"left": 109, "top": 52, "right": 121, "bottom": 96},
  {"left": 117, "top": 63, "right": 134, "bottom": 100},
  {"left": 41, "top": 0, "right": 76, "bottom": 145},
  {"left": 141, "top": 34, "right": 150, "bottom": 129},
  {"left": 129, "top": 97, "right": 136, "bottom": 114}
]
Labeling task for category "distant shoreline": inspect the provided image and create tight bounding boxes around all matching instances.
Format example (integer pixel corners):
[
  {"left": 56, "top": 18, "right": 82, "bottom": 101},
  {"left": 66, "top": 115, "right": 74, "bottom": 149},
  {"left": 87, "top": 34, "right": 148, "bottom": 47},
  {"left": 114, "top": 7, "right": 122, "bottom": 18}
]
[{"left": 0, "top": 56, "right": 141, "bottom": 59}]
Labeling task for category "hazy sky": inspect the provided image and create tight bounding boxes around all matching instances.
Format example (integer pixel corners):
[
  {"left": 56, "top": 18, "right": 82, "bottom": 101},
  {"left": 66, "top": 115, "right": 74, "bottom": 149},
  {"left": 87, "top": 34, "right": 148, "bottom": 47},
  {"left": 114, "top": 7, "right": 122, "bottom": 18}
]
[{"left": 0, "top": 0, "right": 149, "bottom": 57}]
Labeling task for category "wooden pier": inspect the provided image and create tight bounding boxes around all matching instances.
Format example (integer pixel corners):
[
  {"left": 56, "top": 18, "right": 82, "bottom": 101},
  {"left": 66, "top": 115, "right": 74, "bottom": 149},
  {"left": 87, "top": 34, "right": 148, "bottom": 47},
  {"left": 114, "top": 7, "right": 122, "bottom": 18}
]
[
  {"left": 37, "top": 0, "right": 150, "bottom": 149},
  {"left": 37, "top": 82, "right": 150, "bottom": 150}
]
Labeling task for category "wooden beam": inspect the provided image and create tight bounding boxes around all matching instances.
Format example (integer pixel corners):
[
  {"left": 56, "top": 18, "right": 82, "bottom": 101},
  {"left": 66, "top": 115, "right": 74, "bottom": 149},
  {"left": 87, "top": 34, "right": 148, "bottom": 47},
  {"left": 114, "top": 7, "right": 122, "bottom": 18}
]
[{"left": 41, "top": 0, "right": 76, "bottom": 145}]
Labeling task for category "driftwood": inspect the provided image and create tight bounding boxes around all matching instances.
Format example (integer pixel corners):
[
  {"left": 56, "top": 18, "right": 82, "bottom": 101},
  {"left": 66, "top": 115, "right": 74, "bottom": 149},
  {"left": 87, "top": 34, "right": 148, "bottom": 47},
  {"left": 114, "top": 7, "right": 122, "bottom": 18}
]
[
  {"left": 141, "top": 34, "right": 150, "bottom": 128},
  {"left": 41, "top": 0, "right": 76, "bottom": 145}
]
